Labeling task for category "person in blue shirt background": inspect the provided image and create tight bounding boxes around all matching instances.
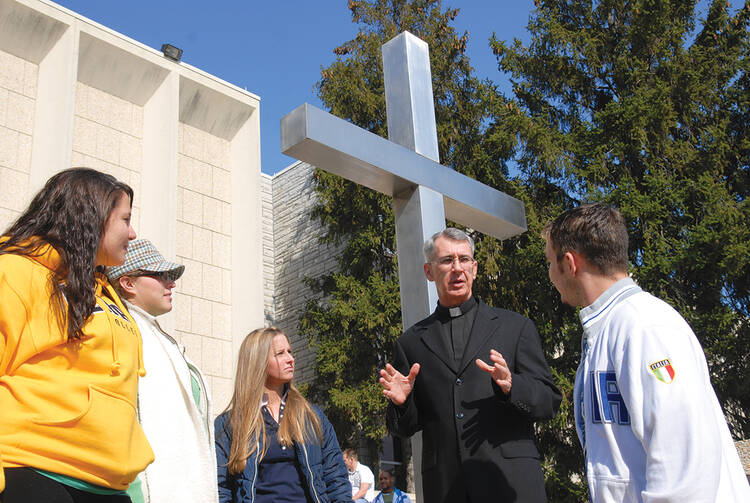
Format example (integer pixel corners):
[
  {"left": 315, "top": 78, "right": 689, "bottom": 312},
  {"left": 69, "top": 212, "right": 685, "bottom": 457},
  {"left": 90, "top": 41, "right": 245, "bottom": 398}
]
[{"left": 372, "top": 470, "right": 411, "bottom": 503}]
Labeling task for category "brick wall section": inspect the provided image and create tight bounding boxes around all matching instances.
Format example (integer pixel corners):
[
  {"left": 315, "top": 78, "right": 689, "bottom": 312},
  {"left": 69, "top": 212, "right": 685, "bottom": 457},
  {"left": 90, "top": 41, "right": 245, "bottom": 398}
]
[
  {"left": 737, "top": 439, "right": 750, "bottom": 478},
  {"left": 71, "top": 83, "right": 144, "bottom": 232},
  {"left": 0, "top": 49, "right": 36, "bottom": 232},
  {"left": 173, "top": 122, "right": 234, "bottom": 411},
  {"left": 268, "top": 161, "right": 342, "bottom": 385},
  {"left": 261, "top": 174, "right": 275, "bottom": 324}
]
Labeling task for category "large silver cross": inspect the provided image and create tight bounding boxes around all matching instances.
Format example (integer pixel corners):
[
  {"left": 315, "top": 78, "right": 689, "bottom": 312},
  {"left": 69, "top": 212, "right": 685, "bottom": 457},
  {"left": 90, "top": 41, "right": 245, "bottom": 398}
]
[{"left": 280, "top": 31, "right": 526, "bottom": 497}]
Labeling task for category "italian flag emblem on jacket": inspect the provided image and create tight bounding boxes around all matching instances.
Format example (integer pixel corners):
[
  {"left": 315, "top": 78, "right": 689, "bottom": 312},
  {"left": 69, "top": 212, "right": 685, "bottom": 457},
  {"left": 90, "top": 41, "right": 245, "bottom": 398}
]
[{"left": 649, "top": 359, "right": 675, "bottom": 384}]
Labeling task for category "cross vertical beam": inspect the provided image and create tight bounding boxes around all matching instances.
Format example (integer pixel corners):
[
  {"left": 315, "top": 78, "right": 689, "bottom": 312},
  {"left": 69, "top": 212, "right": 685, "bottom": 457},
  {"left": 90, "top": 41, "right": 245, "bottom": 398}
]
[
  {"left": 383, "top": 33, "right": 445, "bottom": 500},
  {"left": 383, "top": 32, "right": 444, "bottom": 331}
]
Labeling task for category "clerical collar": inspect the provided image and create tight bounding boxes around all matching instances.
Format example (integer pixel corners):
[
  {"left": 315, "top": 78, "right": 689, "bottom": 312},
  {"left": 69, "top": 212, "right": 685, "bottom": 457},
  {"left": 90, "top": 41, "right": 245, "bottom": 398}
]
[{"left": 436, "top": 296, "right": 477, "bottom": 318}]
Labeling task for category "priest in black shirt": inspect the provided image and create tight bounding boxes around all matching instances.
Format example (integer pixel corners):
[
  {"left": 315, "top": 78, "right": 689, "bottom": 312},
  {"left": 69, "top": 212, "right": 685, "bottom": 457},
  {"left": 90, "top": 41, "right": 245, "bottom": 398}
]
[{"left": 379, "top": 228, "right": 561, "bottom": 503}]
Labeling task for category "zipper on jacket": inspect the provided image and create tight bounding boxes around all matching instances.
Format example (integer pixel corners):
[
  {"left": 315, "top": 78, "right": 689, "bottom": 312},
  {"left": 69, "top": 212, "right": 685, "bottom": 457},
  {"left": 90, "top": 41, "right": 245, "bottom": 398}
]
[
  {"left": 251, "top": 439, "right": 259, "bottom": 503},
  {"left": 186, "top": 360, "right": 211, "bottom": 436},
  {"left": 135, "top": 383, "right": 151, "bottom": 502},
  {"left": 301, "top": 443, "right": 322, "bottom": 503},
  {"left": 155, "top": 320, "right": 212, "bottom": 438}
]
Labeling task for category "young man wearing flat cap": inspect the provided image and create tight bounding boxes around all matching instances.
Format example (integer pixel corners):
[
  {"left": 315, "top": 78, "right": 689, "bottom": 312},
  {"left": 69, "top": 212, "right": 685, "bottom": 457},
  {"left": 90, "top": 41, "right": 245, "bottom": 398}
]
[{"left": 107, "top": 239, "right": 218, "bottom": 503}]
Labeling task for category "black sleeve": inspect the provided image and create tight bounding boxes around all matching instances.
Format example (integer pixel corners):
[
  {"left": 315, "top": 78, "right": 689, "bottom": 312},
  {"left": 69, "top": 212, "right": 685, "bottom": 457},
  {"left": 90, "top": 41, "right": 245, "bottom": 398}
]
[
  {"left": 501, "top": 318, "right": 561, "bottom": 420},
  {"left": 385, "top": 338, "right": 422, "bottom": 437}
]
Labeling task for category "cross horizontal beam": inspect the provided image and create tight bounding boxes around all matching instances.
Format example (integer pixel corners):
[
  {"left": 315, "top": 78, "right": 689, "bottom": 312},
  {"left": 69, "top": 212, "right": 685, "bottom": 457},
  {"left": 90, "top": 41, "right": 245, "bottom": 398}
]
[{"left": 281, "top": 103, "right": 527, "bottom": 240}]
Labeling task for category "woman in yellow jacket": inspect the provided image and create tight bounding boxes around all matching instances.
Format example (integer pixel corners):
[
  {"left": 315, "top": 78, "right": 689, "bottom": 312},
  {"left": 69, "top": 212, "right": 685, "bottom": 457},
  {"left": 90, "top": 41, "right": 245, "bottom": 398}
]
[{"left": 0, "top": 168, "right": 154, "bottom": 503}]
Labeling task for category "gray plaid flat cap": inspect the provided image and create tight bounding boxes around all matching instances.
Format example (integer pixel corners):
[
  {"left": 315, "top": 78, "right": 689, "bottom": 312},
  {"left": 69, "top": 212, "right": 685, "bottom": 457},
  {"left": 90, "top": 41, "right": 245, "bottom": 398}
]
[{"left": 106, "top": 239, "right": 185, "bottom": 282}]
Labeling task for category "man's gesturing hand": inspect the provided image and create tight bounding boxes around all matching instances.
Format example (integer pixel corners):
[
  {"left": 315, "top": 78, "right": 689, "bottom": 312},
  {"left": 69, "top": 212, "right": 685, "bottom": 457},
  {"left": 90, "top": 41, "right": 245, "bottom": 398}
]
[
  {"left": 379, "top": 363, "right": 420, "bottom": 406},
  {"left": 476, "top": 349, "right": 512, "bottom": 394}
]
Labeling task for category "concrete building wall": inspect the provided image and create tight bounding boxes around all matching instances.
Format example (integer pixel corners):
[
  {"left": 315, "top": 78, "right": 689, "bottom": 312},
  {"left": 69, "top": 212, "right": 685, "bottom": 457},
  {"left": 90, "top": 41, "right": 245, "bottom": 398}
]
[
  {"left": 268, "top": 161, "right": 342, "bottom": 385},
  {"left": 0, "top": 48, "right": 36, "bottom": 232},
  {"left": 173, "top": 122, "right": 235, "bottom": 411},
  {"left": 71, "top": 82, "right": 144, "bottom": 229},
  {"left": 0, "top": 0, "right": 263, "bottom": 414},
  {"left": 261, "top": 174, "right": 275, "bottom": 324}
]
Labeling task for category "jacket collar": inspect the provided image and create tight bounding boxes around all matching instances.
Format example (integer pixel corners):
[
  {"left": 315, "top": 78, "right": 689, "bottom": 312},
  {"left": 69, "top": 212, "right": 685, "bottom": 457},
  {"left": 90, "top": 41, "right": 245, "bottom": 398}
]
[
  {"left": 261, "top": 384, "right": 289, "bottom": 408},
  {"left": 435, "top": 296, "right": 478, "bottom": 320},
  {"left": 124, "top": 300, "right": 157, "bottom": 322},
  {"left": 579, "top": 277, "right": 641, "bottom": 338},
  {"left": 418, "top": 300, "right": 499, "bottom": 375}
]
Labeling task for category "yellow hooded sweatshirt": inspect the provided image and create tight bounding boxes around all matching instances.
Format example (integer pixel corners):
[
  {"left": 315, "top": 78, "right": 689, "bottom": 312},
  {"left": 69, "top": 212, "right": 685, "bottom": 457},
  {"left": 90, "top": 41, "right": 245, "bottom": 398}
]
[{"left": 0, "top": 242, "right": 154, "bottom": 492}]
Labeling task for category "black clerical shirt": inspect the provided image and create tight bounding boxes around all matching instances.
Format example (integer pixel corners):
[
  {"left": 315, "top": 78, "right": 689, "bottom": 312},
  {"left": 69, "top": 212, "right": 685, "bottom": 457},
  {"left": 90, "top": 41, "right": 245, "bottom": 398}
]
[{"left": 436, "top": 296, "right": 478, "bottom": 367}]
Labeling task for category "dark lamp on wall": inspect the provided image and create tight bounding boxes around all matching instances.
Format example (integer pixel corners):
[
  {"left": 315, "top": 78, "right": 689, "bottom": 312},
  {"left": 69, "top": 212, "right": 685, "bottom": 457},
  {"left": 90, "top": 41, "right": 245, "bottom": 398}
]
[{"left": 161, "top": 43, "right": 183, "bottom": 62}]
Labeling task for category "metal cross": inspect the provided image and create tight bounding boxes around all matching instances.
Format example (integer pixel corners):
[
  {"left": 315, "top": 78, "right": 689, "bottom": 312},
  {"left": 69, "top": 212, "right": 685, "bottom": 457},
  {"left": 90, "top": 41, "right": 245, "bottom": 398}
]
[{"left": 280, "top": 31, "right": 527, "bottom": 498}]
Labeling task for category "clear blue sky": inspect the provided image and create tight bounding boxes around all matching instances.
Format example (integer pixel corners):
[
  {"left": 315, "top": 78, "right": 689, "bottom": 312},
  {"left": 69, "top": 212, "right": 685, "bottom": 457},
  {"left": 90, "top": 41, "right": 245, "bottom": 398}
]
[
  {"left": 52, "top": 1, "right": 721, "bottom": 175},
  {"left": 53, "top": 1, "right": 535, "bottom": 174}
]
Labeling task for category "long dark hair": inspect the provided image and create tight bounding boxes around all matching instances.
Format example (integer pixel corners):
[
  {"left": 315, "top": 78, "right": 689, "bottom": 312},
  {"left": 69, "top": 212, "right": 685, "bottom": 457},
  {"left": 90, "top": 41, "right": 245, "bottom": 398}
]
[{"left": 0, "top": 168, "right": 134, "bottom": 341}]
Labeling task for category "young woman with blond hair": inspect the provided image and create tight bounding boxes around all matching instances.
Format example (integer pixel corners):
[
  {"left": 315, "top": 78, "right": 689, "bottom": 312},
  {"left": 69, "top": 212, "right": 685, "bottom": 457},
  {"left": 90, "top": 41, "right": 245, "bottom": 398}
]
[{"left": 215, "top": 327, "right": 350, "bottom": 503}]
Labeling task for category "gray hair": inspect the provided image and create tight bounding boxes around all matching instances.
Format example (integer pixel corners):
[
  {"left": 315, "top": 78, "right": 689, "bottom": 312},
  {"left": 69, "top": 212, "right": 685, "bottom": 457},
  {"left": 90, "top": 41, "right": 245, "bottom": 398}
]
[{"left": 422, "top": 228, "right": 475, "bottom": 262}]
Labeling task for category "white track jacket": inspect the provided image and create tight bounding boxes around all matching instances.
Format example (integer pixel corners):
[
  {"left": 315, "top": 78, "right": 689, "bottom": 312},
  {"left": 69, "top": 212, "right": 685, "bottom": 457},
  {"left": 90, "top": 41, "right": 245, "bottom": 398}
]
[
  {"left": 574, "top": 278, "right": 749, "bottom": 502},
  {"left": 127, "top": 302, "right": 219, "bottom": 503}
]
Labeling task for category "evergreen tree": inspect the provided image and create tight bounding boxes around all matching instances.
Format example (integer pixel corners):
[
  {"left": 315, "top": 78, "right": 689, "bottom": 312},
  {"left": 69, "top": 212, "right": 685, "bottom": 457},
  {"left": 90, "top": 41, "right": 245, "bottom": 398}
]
[
  {"left": 301, "top": 0, "right": 750, "bottom": 500},
  {"left": 490, "top": 0, "right": 749, "bottom": 498}
]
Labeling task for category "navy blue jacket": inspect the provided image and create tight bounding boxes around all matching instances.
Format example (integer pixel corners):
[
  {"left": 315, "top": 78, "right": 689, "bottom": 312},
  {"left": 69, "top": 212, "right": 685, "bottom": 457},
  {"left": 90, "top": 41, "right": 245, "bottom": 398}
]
[{"left": 215, "top": 406, "right": 351, "bottom": 503}]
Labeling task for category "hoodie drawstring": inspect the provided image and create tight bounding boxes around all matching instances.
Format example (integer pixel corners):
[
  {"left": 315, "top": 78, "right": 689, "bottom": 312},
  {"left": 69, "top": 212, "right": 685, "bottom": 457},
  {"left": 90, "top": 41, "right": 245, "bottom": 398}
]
[{"left": 97, "top": 277, "right": 145, "bottom": 377}]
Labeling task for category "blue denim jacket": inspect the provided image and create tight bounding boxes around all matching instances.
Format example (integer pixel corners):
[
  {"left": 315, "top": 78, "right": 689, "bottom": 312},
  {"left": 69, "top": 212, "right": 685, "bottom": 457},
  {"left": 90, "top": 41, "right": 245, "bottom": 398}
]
[{"left": 215, "top": 406, "right": 351, "bottom": 503}]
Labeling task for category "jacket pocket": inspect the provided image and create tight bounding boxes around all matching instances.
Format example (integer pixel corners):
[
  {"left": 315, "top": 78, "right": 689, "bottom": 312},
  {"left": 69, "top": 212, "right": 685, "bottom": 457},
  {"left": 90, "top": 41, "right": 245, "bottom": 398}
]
[
  {"left": 32, "top": 385, "right": 154, "bottom": 487},
  {"left": 589, "top": 475, "right": 635, "bottom": 502},
  {"left": 420, "top": 447, "right": 437, "bottom": 473},
  {"left": 499, "top": 439, "right": 540, "bottom": 459}
]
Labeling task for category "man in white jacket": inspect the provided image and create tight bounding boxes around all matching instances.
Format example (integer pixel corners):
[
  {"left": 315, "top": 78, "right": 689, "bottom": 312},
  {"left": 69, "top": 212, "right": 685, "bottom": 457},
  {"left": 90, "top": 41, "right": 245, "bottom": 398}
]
[
  {"left": 107, "top": 239, "right": 219, "bottom": 503},
  {"left": 542, "top": 203, "right": 749, "bottom": 502}
]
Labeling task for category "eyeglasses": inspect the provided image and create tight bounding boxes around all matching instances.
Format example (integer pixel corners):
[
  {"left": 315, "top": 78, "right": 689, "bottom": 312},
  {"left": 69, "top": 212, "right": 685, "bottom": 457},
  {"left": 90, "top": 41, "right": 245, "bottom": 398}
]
[
  {"left": 132, "top": 270, "right": 174, "bottom": 282},
  {"left": 433, "top": 255, "right": 475, "bottom": 269}
]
